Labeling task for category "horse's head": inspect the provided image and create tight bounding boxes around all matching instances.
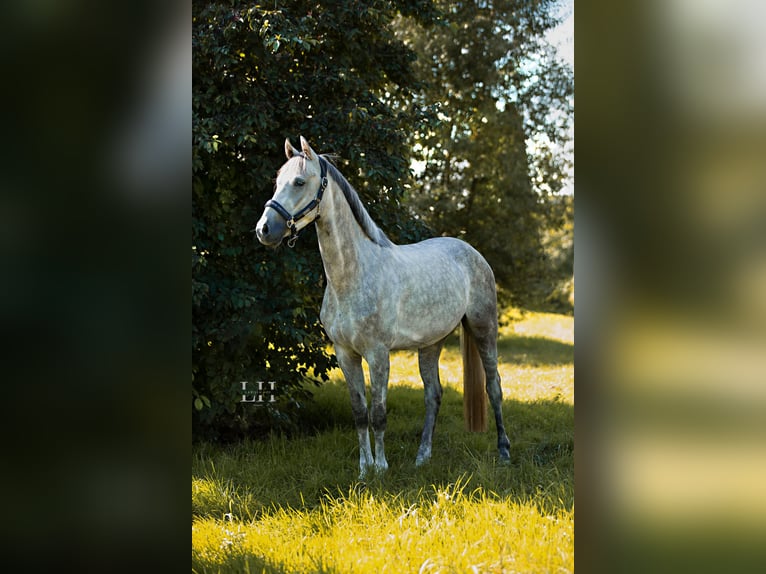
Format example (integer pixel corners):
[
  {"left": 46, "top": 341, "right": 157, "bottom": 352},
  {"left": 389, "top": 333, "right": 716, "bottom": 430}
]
[{"left": 255, "top": 136, "right": 328, "bottom": 247}]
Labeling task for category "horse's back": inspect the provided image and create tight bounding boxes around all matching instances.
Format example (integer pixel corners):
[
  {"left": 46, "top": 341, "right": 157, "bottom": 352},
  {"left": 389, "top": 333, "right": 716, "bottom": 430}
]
[
  {"left": 404, "top": 236, "right": 499, "bottom": 319},
  {"left": 397, "top": 236, "right": 496, "bottom": 289}
]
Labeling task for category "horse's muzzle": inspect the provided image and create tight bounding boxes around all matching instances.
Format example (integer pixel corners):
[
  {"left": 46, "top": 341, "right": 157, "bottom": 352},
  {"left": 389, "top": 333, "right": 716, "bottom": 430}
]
[{"left": 255, "top": 212, "right": 287, "bottom": 246}]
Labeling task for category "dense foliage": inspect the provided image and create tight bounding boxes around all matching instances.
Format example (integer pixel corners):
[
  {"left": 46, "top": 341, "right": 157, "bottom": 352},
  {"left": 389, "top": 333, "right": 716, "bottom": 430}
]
[{"left": 192, "top": 1, "right": 437, "bottom": 439}]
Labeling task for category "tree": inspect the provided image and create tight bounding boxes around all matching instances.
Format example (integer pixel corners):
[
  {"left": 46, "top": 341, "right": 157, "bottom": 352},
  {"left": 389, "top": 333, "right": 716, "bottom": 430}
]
[
  {"left": 395, "top": 0, "right": 573, "bottom": 308},
  {"left": 541, "top": 192, "right": 574, "bottom": 312},
  {"left": 192, "top": 0, "right": 436, "bottom": 439}
]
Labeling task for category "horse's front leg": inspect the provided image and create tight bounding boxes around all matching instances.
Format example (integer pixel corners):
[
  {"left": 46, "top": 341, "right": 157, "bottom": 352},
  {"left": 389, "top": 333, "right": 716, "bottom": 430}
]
[
  {"left": 366, "top": 347, "right": 390, "bottom": 473},
  {"left": 336, "top": 345, "right": 374, "bottom": 478}
]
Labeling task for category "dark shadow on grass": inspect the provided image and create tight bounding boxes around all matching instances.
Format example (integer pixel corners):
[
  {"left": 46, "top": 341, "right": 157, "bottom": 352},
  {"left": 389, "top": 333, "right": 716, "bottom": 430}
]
[
  {"left": 496, "top": 335, "right": 573, "bottom": 366},
  {"left": 443, "top": 331, "right": 573, "bottom": 366},
  {"left": 376, "top": 384, "right": 574, "bottom": 473},
  {"left": 260, "top": 380, "right": 574, "bottom": 473},
  {"left": 192, "top": 552, "right": 344, "bottom": 574}
]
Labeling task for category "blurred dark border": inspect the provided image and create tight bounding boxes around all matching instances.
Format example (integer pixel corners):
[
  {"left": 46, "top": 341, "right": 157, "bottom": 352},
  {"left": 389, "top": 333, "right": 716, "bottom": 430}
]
[
  {"left": 576, "top": 1, "right": 766, "bottom": 572},
  {"left": 0, "top": 2, "right": 189, "bottom": 571}
]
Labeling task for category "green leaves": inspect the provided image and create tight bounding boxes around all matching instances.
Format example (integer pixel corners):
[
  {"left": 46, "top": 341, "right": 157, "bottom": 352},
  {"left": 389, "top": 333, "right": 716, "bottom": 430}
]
[{"left": 194, "top": 395, "right": 212, "bottom": 411}]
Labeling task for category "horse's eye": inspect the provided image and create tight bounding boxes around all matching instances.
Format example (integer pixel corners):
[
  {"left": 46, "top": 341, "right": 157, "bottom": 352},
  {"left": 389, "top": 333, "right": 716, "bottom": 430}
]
[{"left": 294, "top": 179, "right": 305, "bottom": 187}]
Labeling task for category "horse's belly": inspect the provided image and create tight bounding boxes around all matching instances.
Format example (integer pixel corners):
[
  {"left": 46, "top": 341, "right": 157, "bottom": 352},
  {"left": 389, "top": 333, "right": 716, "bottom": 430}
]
[
  {"left": 394, "top": 277, "right": 467, "bottom": 335},
  {"left": 389, "top": 313, "right": 460, "bottom": 350}
]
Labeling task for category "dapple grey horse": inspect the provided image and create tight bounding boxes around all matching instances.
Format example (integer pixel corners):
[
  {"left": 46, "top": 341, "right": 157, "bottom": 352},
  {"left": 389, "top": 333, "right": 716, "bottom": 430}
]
[{"left": 256, "top": 137, "right": 510, "bottom": 477}]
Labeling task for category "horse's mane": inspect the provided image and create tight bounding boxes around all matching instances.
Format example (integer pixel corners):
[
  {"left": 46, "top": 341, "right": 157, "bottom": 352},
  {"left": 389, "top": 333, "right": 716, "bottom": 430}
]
[{"left": 319, "top": 154, "right": 394, "bottom": 248}]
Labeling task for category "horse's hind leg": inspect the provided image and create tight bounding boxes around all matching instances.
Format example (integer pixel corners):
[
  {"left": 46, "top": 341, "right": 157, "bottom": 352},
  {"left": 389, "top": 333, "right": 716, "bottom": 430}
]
[
  {"left": 415, "top": 337, "right": 447, "bottom": 466},
  {"left": 464, "top": 316, "right": 511, "bottom": 462},
  {"left": 485, "top": 362, "right": 511, "bottom": 462}
]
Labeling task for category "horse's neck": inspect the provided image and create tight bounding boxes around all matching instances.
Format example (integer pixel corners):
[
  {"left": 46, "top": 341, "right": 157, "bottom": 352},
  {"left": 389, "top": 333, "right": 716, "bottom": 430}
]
[{"left": 316, "top": 181, "right": 380, "bottom": 294}]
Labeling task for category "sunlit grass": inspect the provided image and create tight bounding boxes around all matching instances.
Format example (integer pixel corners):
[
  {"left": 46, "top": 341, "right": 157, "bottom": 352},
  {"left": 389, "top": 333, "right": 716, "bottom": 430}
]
[
  {"left": 193, "top": 479, "right": 572, "bottom": 573},
  {"left": 193, "top": 310, "right": 573, "bottom": 573}
]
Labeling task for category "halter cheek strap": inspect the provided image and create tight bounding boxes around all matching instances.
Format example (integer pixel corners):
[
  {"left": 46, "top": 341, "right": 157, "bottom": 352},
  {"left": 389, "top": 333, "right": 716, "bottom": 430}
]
[{"left": 264, "top": 155, "right": 328, "bottom": 247}]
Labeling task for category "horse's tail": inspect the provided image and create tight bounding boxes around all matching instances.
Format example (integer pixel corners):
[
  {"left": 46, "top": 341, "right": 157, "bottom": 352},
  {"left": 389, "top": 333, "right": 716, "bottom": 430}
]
[{"left": 461, "top": 322, "right": 488, "bottom": 432}]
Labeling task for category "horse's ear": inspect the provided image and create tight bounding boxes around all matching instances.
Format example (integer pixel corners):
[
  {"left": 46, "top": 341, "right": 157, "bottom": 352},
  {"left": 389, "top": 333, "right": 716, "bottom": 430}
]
[
  {"left": 285, "top": 138, "right": 300, "bottom": 159},
  {"left": 300, "top": 136, "right": 316, "bottom": 161}
]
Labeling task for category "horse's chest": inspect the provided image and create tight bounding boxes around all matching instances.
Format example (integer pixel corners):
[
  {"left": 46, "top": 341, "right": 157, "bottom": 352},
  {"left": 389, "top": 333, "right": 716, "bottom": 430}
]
[{"left": 320, "top": 288, "right": 389, "bottom": 349}]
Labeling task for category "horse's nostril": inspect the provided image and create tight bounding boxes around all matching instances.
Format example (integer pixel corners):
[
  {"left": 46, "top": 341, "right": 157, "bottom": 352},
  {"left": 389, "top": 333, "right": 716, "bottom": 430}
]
[{"left": 261, "top": 222, "right": 269, "bottom": 235}]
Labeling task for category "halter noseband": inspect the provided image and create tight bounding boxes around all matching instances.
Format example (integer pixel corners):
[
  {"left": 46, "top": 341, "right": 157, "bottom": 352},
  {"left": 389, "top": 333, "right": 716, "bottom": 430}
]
[{"left": 265, "top": 154, "right": 328, "bottom": 247}]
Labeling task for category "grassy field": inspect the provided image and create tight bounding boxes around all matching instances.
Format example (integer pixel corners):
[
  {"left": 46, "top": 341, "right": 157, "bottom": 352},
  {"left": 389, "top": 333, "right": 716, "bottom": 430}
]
[{"left": 192, "top": 310, "right": 573, "bottom": 573}]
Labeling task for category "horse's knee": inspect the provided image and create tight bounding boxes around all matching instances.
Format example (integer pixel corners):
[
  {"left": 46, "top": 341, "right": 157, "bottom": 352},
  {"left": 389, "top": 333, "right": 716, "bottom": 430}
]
[
  {"left": 347, "top": 391, "right": 368, "bottom": 425},
  {"left": 352, "top": 410, "right": 369, "bottom": 430},
  {"left": 370, "top": 401, "right": 386, "bottom": 432}
]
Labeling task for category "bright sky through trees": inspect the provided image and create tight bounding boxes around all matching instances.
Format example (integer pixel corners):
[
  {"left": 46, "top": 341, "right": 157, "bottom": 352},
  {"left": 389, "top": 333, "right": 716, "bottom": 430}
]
[{"left": 544, "top": 0, "right": 573, "bottom": 195}]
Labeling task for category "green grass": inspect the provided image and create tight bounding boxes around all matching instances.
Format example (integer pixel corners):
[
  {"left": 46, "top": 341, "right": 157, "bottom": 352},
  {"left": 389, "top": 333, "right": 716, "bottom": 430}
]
[{"left": 193, "top": 310, "right": 573, "bottom": 573}]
